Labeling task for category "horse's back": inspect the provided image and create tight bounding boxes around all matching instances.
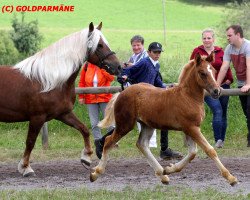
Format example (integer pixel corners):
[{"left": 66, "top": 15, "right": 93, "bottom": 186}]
[{"left": 116, "top": 83, "right": 202, "bottom": 130}]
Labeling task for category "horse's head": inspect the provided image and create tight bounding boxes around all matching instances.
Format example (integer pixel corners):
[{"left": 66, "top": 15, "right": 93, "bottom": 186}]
[
  {"left": 86, "top": 22, "right": 121, "bottom": 75},
  {"left": 194, "top": 53, "right": 220, "bottom": 99}
]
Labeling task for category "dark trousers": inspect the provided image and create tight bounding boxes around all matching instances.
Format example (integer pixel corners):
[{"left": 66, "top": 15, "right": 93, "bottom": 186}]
[
  {"left": 160, "top": 130, "right": 169, "bottom": 151},
  {"left": 238, "top": 92, "right": 250, "bottom": 142}
]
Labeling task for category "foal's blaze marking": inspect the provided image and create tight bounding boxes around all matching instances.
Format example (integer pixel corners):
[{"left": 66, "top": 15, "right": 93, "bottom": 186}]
[{"left": 207, "top": 64, "right": 216, "bottom": 82}]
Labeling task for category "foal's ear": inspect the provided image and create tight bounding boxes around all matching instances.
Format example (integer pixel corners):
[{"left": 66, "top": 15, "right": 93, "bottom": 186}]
[
  {"left": 88, "top": 22, "right": 94, "bottom": 35},
  {"left": 96, "top": 22, "right": 102, "bottom": 30},
  {"left": 194, "top": 53, "right": 202, "bottom": 66},
  {"left": 206, "top": 52, "right": 215, "bottom": 63}
]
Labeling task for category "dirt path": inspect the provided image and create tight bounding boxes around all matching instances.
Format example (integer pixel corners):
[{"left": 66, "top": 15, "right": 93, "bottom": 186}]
[{"left": 0, "top": 157, "right": 249, "bottom": 195}]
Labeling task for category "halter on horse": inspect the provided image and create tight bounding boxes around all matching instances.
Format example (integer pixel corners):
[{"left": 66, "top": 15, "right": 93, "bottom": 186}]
[
  {"left": 89, "top": 53, "right": 238, "bottom": 186},
  {"left": 0, "top": 22, "right": 121, "bottom": 177}
]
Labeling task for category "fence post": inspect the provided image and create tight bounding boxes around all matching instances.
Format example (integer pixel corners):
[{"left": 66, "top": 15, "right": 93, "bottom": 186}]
[{"left": 41, "top": 122, "right": 48, "bottom": 150}]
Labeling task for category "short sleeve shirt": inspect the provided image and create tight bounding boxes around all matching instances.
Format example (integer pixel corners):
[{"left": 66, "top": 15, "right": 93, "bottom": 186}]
[{"left": 223, "top": 39, "right": 250, "bottom": 83}]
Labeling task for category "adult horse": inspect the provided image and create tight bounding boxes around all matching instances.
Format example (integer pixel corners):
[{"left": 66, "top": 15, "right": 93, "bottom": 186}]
[
  {"left": 0, "top": 22, "right": 121, "bottom": 177},
  {"left": 90, "top": 53, "right": 238, "bottom": 186}
]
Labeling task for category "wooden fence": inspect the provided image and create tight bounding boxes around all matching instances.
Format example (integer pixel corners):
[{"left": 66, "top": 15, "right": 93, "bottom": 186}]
[{"left": 41, "top": 86, "right": 250, "bottom": 149}]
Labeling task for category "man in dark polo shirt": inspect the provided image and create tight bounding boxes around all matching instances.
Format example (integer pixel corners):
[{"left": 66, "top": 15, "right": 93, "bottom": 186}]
[{"left": 217, "top": 25, "right": 250, "bottom": 147}]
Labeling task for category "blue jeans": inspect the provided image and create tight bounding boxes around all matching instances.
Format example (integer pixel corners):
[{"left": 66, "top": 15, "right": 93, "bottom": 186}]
[{"left": 205, "top": 84, "right": 230, "bottom": 142}]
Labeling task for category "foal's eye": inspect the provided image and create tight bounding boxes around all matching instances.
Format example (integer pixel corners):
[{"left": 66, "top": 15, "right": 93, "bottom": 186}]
[
  {"left": 98, "top": 44, "right": 103, "bottom": 48},
  {"left": 199, "top": 72, "right": 207, "bottom": 78}
]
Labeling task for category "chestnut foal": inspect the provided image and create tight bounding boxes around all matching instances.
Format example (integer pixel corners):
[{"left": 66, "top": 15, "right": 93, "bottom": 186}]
[{"left": 90, "top": 53, "right": 237, "bottom": 186}]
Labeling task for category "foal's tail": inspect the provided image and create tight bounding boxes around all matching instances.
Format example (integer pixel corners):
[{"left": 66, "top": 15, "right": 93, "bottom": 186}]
[{"left": 98, "top": 92, "right": 120, "bottom": 128}]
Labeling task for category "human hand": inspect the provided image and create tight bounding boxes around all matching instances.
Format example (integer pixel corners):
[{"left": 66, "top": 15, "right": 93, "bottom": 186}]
[
  {"left": 78, "top": 99, "right": 85, "bottom": 105},
  {"left": 240, "top": 84, "right": 250, "bottom": 93},
  {"left": 223, "top": 80, "right": 231, "bottom": 85},
  {"left": 117, "top": 75, "right": 128, "bottom": 84},
  {"left": 123, "top": 62, "right": 133, "bottom": 68}
]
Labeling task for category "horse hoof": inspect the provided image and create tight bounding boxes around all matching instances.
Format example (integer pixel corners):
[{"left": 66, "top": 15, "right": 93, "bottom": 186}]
[
  {"left": 163, "top": 169, "right": 170, "bottom": 175},
  {"left": 90, "top": 173, "right": 97, "bottom": 182},
  {"left": 230, "top": 178, "right": 238, "bottom": 187},
  {"left": 81, "top": 159, "right": 91, "bottom": 169},
  {"left": 161, "top": 180, "right": 169, "bottom": 185},
  {"left": 23, "top": 171, "right": 36, "bottom": 177}
]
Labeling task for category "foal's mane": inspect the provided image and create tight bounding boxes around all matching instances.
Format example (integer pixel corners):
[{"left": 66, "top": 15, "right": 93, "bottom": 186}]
[
  {"left": 14, "top": 27, "right": 108, "bottom": 92},
  {"left": 178, "top": 55, "right": 208, "bottom": 85},
  {"left": 178, "top": 60, "right": 195, "bottom": 85}
]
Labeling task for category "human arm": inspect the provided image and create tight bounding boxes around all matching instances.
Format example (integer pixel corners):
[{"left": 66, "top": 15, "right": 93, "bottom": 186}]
[
  {"left": 222, "top": 68, "right": 233, "bottom": 85},
  {"left": 217, "top": 60, "right": 230, "bottom": 86},
  {"left": 240, "top": 57, "right": 250, "bottom": 92},
  {"left": 190, "top": 49, "right": 197, "bottom": 60},
  {"left": 100, "top": 69, "right": 115, "bottom": 82},
  {"left": 154, "top": 71, "right": 166, "bottom": 88},
  {"left": 78, "top": 66, "right": 86, "bottom": 104}
]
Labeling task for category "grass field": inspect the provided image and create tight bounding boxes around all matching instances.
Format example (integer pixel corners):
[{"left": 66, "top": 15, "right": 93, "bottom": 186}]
[{"left": 0, "top": 0, "right": 249, "bottom": 199}]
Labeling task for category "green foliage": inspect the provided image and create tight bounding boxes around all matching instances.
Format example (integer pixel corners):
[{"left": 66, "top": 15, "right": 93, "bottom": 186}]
[
  {"left": 10, "top": 13, "right": 43, "bottom": 56},
  {"left": 217, "top": 0, "right": 250, "bottom": 47},
  {"left": 0, "top": 30, "right": 19, "bottom": 65}
]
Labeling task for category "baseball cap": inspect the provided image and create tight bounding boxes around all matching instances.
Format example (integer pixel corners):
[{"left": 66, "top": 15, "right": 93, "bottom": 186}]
[{"left": 148, "top": 42, "right": 163, "bottom": 52}]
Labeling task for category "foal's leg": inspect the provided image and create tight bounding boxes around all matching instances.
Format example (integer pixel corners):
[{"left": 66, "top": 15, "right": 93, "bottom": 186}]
[
  {"left": 90, "top": 128, "right": 125, "bottom": 182},
  {"left": 137, "top": 124, "right": 170, "bottom": 184},
  {"left": 164, "top": 135, "right": 197, "bottom": 175},
  {"left": 194, "top": 129, "right": 237, "bottom": 185},
  {"left": 56, "top": 111, "right": 93, "bottom": 167},
  {"left": 185, "top": 127, "right": 237, "bottom": 186},
  {"left": 18, "top": 117, "right": 44, "bottom": 177}
]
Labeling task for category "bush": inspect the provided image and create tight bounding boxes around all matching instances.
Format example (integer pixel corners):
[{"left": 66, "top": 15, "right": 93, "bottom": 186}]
[
  {"left": 10, "top": 13, "right": 43, "bottom": 56},
  {"left": 0, "top": 30, "right": 19, "bottom": 65}
]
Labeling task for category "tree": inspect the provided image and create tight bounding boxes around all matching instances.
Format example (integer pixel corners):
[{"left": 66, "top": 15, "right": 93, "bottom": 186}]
[
  {"left": 10, "top": 13, "right": 43, "bottom": 56},
  {"left": 217, "top": 0, "right": 250, "bottom": 47},
  {"left": 0, "top": 30, "right": 19, "bottom": 65}
]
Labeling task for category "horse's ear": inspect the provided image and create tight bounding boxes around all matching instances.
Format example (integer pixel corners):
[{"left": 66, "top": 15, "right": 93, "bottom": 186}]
[
  {"left": 194, "top": 53, "right": 202, "bottom": 66},
  {"left": 206, "top": 52, "right": 215, "bottom": 63},
  {"left": 96, "top": 22, "right": 102, "bottom": 30},
  {"left": 88, "top": 22, "right": 94, "bottom": 35}
]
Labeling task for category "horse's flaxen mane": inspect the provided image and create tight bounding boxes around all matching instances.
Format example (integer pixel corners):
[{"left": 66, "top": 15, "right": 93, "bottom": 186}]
[{"left": 14, "top": 27, "right": 108, "bottom": 92}]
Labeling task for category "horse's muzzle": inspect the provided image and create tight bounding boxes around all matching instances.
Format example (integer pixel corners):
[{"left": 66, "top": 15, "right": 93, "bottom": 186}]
[{"left": 210, "top": 87, "right": 221, "bottom": 99}]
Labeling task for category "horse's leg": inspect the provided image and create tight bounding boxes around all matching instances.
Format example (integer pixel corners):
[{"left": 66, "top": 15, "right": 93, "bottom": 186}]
[
  {"left": 90, "top": 123, "right": 134, "bottom": 182},
  {"left": 56, "top": 111, "right": 93, "bottom": 167},
  {"left": 136, "top": 124, "right": 170, "bottom": 184},
  {"left": 182, "top": 127, "right": 237, "bottom": 186},
  {"left": 164, "top": 135, "right": 197, "bottom": 175},
  {"left": 194, "top": 130, "right": 237, "bottom": 185},
  {"left": 90, "top": 127, "right": 125, "bottom": 182},
  {"left": 18, "top": 118, "right": 44, "bottom": 177}
]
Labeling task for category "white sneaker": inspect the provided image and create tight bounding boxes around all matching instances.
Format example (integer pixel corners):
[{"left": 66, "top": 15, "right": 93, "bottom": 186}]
[
  {"left": 149, "top": 130, "right": 157, "bottom": 148},
  {"left": 215, "top": 139, "right": 224, "bottom": 148}
]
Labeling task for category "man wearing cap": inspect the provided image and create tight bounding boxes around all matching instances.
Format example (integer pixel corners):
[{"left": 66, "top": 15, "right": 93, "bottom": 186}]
[{"left": 121, "top": 42, "right": 165, "bottom": 87}]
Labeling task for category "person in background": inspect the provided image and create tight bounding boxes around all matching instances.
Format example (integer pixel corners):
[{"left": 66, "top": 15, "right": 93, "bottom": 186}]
[
  {"left": 78, "top": 62, "right": 115, "bottom": 157},
  {"left": 216, "top": 25, "right": 250, "bottom": 147},
  {"left": 190, "top": 28, "right": 233, "bottom": 148},
  {"left": 124, "top": 35, "right": 157, "bottom": 148}
]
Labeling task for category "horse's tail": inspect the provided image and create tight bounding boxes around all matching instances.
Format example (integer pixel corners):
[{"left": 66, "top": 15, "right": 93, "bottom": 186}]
[{"left": 98, "top": 92, "right": 120, "bottom": 128}]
